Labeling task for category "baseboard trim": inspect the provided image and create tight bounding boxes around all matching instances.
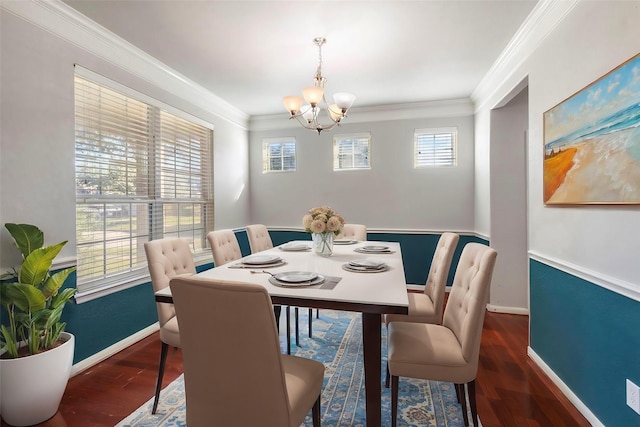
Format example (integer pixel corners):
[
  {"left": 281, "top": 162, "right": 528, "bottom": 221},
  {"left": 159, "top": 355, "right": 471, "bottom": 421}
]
[
  {"left": 486, "top": 304, "right": 529, "bottom": 315},
  {"left": 527, "top": 347, "right": 604, "bottom": 427},
  {"left": 71, "top": 323, "right": 159, "bottom": 377}
]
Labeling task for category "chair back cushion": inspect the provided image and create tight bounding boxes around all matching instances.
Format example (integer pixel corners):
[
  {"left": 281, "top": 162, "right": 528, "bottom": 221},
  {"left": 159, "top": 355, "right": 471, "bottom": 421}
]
[
  {"left": 443, "top": 243, "right": 497, "bottom": 364},
  {"left": 207, "top": 229, "right": 242, "bottom": 266},
  {"left": 246, "top": 224, "right": 274, "bottom": 253},
  {"left": 144, "top": 238, "right": 195, "bottom": 327},
  {"left": 424, "top": 232, "right": 459, "bottom": 322},
  {"left": 170, "top": 276, "right": 291, "bottom": 426},
  {"left": 338, "top": 223, "right": 367, "bottom": 241}
]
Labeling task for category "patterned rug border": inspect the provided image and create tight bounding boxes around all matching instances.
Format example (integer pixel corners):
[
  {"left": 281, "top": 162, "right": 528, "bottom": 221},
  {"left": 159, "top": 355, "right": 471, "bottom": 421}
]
[{"left": 117, "top": 310, "right": 480, "bottom": 427}]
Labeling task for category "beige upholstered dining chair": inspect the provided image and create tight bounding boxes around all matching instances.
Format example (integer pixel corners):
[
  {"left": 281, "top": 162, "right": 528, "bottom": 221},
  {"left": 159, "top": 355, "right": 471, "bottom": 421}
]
[
  {"left": 245, "top": 223, "right": 274, "bottom": 253},
  {"left": 143, "top": 237, "right": 196, "bottom": 414},
  {"left": 337, "top": 223, "right": 367, "bottom": 241},
  {"left": 387, "top": 243, "right": 497, "bottom": 427},
  {"left": 245, "top": 224, "right": 311, "bottom": 353},
  {"left": 385, "top": 232, "right": 459, "bottom": 326},
  {"left": 170, "top": 276, "right": 325, "bottom": 427},
  {"left": 206, "top": 229, "right": 242, "bottom": 267}
]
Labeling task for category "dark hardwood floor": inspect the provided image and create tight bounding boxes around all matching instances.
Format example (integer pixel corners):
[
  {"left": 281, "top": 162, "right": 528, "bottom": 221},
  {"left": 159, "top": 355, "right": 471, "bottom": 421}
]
[{"left": 2, "top": 310, "right": 590, "bottom": 427}]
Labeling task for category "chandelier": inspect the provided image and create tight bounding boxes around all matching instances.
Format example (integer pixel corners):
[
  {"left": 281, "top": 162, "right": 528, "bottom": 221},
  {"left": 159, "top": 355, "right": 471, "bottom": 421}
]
[{"left": 282, "top": 37, "right": 356, "bottom": 134}]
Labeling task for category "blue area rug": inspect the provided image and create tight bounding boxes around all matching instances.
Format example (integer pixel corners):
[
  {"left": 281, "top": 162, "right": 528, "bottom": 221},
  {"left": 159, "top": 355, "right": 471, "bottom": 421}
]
[{"left": 117, "top": 310, "right": 476, "bottom": 426}]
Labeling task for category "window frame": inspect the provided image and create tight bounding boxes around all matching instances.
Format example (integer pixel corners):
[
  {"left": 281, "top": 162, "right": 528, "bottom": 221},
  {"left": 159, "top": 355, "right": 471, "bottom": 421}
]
[
  {"left": 333, "top": 132, "right": 371, "bottom": 171},
  {"left": 74, "top": 66, "right": 214, "bottom": 302},
  {"left": 262, "top": 137, "right": 297, "bottom": 173},
  {"left": 414, "top": 127, "right": 457, "bottom": 168}
]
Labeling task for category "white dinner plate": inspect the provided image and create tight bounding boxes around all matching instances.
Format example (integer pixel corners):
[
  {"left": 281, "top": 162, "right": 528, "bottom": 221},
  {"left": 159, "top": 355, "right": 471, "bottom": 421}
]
[
  {"left": 269, "top": 274, "right": 325, "bottom": 287},
  {"left": 279, "top": 243, "right": 311, "bottom": 251},
  {"left": 359, "top": 245, "right": 390, "bottom": 252},
  {"left": 342, "top": 264, "right": 390, "bottom": 273},
  {"left": 241, "top": 254, "right": 282, "bottom": 265},
  {"left": 334, "top": 239, "right": 358, "bottom": 245},
  {"left": 349, "top": 259, "right": 387, "bottom": 269},
  {"left": 274, "top": 271, "right": 318, "bottom": 283}
]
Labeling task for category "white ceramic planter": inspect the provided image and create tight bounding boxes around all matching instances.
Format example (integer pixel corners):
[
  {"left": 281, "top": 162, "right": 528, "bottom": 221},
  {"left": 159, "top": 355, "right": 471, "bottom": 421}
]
[{"left": 0, "top": 332, "right": 74, "bottom": 426}]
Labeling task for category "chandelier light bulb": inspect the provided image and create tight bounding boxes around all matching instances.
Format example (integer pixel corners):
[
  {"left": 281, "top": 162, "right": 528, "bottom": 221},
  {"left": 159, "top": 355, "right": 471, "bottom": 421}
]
[
  {"left": 283, "top": 95, "right": 303, "bottom": 114},
  {"left": 333, "top": 92, "right": 356, "bottom": 111},
  {"left": 302, "top": 86, "right": 324, "bottom": 106}
]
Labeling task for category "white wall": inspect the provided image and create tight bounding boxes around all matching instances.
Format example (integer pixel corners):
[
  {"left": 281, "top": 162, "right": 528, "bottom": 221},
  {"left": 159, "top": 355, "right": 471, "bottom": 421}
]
[
  {"left": 475, "top": 0, "right": 640, "bottom": 299},
  {"left": 489, "top": 88, "right": 529, "bottom": 311},
  {"left": 249, "top": 115, "right": 475, "bottom": 232},
  {"left": 0, "top": 8, "right": 250, "bottom": 269}
]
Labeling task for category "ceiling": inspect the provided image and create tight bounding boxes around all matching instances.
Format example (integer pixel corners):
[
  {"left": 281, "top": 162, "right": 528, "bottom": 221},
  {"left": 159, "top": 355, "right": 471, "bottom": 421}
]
[{"left": 62, "top": 0, "right": 538, "bottom": 117}]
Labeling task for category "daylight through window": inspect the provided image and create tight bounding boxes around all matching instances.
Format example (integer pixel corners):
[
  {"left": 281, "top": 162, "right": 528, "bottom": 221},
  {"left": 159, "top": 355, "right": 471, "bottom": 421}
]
[
  {"left": 414, "top": 128, "right": 457, "bottom": 167},
  {"left": 74, "top": 71, "right": 214, "bottom": 295}
]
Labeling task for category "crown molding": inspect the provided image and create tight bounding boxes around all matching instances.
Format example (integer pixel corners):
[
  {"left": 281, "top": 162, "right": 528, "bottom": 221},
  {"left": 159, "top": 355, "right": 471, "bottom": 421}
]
[
  {"left": 1, "top": 0, "right": 250, "bottom": 129},
  {"left": 471, "top": 0, "right": 579, "bottom": 111},
  {"left": 249, "top": 98, "right": 475, "bottom": 132}
]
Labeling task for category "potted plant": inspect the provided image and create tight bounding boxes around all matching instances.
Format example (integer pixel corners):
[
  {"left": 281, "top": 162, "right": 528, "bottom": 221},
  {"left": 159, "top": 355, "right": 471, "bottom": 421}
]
[{"left": 0, "top": 223, "right": 77, "bottom": 426}]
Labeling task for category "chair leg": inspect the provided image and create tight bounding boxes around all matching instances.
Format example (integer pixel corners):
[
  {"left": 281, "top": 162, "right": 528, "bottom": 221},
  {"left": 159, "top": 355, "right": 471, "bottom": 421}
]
[
  {"left": 152, "top": 342, "right": 169, "bottom": 414},
  {"left": 468, "top": 379, "right": 478, "bottom": 426},
  {"left": 295, "top": 307, "right": 300, "bottom": 346},
  {"left": 457, "top": 383, "right": 469, "bottom": 426},
  {"left": 455, "top": 382, "right": 463, "bottom": 403},
  {"left": 316, "top": 308, "right": 319, "bottom": 319},
  {"left": 286, "top": 306, "right": 291, "bottom": 355},
  {"left": 273, "top": 305, "right": 281, "bottom": 331},
  {"left": 385, "top": 362, "right": 390, "bottom": 388},
  {"left": 391, "top": 375, "right": 399, "bottom": 427},
  {"left": 308, "top": 308, "right": 313, "bottom": 338},
  {"left": 312, "top": 395, "right": 321, "bottom": 427}
]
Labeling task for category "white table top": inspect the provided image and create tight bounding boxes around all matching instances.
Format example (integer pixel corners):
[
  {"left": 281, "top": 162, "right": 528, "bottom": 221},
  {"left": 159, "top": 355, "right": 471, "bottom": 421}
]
[{"left": 156, "top": 240, "right": 409, "bottom": 314}]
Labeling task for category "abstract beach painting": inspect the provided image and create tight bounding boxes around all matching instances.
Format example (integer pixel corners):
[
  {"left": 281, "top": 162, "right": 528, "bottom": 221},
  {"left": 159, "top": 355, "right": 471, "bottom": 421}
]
[{"left": 543, "top": 53, "right": 640, "bottom": 204}]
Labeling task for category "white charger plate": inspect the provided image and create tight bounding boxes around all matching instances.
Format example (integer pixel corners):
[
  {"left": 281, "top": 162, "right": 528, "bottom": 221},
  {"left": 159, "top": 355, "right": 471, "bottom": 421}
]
[
  {"left": 349, "top": 259, "right": 386, "bottom": 269},
  {"left": 334, "top": 239, "right": 358, "bottom": 245},
  {"left": 274, "top": 271, "right": 318, "bottom": 283},
  {"left": 358, "top": 245, "right": 390, "bottom": 252},
  {"left": 242, "top": 254, "right": 282, "bottom": 265},
  {"left": 279, "top": 243, "right": 311, "bottom": 251},
  {"left": 269, "top": 274, "right": 325, "bottom": 287}
]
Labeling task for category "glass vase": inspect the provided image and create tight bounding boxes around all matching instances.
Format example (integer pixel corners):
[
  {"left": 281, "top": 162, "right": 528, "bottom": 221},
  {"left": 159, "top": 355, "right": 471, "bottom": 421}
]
[{"left": 312, "top": 232, "right": 334, "bottom": 257}]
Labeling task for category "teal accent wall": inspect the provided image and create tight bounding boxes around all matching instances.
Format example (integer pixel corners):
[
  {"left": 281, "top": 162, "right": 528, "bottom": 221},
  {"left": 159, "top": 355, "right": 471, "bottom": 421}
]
[
  {"left": 530, "top": 260, "right": 640, "bottom": 426},
  {"left": 1, "top": 230, "right": 485, "bottom": 366}
]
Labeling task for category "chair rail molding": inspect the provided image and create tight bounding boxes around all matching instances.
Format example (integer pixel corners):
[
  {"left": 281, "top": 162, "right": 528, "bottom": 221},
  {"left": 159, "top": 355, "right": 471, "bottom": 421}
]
[
  {"left": 529, "top": 251, "right": 640, "bottom": 303},
  {"left": 1, "top": 0, "right": 249, "bottom": 129}
]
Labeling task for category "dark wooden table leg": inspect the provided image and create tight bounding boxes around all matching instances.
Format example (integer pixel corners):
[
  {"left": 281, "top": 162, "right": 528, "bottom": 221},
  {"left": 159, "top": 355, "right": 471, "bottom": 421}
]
[{"left": 362, "top": 312, "right": 382, "bottom": 427}]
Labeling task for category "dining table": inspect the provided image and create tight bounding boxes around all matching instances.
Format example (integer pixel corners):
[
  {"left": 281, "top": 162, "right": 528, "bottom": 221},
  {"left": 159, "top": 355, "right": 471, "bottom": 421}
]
[{"left": 155, "top": 239, "right": 409, "bottom": 427}]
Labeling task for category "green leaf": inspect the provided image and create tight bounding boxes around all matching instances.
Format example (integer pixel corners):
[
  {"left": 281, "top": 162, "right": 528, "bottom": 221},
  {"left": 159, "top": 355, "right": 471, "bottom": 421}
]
[
  {"left": 19, "top": 242, "right": 67, "bottom": 287},
  {"left": 42, "top": 267, "right": 76, "bottom": 299},
  {"left": 49, "top": 287, "right": 77, "bottom": 310},
  {"left": 0, "top": 325, "right": 19, "bottom": 358},
  {"left": 5, "top": 223, "right": 44, "bottom": 258},
  {"left": 3, "top": 282, "right": 46, "bottom": 313}
]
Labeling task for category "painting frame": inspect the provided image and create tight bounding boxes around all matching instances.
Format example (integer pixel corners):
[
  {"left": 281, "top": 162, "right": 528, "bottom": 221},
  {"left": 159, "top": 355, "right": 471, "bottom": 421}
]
[{"left": 543, "top": 52, "right": 640, "bottom": 205}]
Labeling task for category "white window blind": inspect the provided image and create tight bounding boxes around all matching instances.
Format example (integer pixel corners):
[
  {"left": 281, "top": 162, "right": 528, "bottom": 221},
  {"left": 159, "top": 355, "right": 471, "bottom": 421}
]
[
  {"left": 333, "top": 133, "right": 371, "bottom": 170},
  {"left": 414, "top": 128, "right": 457, "bottom": 167},
  {"left": 263, "top": 137, "right": 296, "bottom": 172},
  {"left": 74, "top": 73, "right": 214, "bottom": 295}
]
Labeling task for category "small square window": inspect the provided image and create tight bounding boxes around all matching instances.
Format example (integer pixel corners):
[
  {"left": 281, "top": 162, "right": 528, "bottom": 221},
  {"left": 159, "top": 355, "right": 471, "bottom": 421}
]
[
  {"left": 263, "top": 138, "right": 296, "bottom": 173},
  {"left": 414, "top": 128, "right": 457, "bottom": 167},
  {"left": 333, "top": 133, "right": 371, "bottom": 171}
]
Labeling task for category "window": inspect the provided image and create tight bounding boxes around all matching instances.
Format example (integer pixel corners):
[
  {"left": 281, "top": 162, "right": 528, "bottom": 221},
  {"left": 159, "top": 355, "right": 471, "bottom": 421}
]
[
  {"left": 263, "top": 137, "right": 296, "bottom": 172},
  {"left": 74, "top": 68, "right": 213, "bottom": 297},
  {"left": 333, "top": 133, "right": 371, "bottom": 170},
  {"left": 414, "top": 127, "right": 457, "bottom": 167}
]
